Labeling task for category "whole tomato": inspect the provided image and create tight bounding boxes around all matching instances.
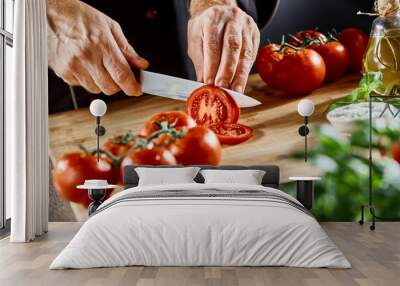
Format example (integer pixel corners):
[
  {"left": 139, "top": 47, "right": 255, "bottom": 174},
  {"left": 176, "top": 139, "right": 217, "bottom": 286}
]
[
  {"left": 339, "top": 28, "right": 369, "bottom": 72},
  {"left": 171, "top": 126, "right": 221, "bottom": 165},
  {"left": 391, "top": 142, "right": 400, "bottom": 163},
  {"left": 142, "top": 111, "right": 196, "bottom": 137},
  {"left": 120, "top": 147, "right": 177, "bottom": 179},
  {"left": 311, "top": 41, "right": 349, "bottom": 82},
  {"left": 53, "top": 152, "right": 116, "bottom": 206},
  {"left": 274, "top": 48, "right": 326, "bottom": 95},
  {"left": 289, "top": 30, "right": 327, "bottom": 47},
  {"left": 102, "top": 133, "right": 135, "bottom": 157},
  {"left": 256, "top": 44, "right": 285, "bottom": 88}
]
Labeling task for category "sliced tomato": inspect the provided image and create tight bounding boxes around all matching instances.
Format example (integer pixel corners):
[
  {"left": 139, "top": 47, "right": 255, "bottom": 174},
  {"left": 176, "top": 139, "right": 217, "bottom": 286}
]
[
  {"left": 186, "top": 85, "right": 240, "bottom": 125},
  {"left": 208, "top": 123, "right": 253, "bottom": 145}
]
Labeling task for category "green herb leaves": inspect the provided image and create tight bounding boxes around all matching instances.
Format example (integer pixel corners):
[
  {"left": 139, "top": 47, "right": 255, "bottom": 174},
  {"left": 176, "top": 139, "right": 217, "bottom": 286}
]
[{"left": 326, "top": 72, "right": 384, "bottom": 113}]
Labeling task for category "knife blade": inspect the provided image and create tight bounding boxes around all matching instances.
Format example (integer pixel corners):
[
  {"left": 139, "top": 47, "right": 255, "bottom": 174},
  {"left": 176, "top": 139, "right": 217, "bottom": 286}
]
[{"left": 140, "top": 71, "right": 261, "bottom": 108}]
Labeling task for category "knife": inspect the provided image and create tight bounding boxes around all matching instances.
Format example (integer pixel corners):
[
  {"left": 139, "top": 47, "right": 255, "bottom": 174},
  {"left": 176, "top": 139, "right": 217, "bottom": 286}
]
[{"left": 139, "top": 71, "right": 261, "bottom": 108}]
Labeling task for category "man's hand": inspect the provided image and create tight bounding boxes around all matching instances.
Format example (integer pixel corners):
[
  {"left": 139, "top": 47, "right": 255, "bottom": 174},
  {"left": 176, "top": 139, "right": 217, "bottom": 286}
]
[
  {"left": 47, "top": 0, "right": 148, "bottom": 96},
  {"left": 188, "top": 1, "right": 260, "bottom": 93}
]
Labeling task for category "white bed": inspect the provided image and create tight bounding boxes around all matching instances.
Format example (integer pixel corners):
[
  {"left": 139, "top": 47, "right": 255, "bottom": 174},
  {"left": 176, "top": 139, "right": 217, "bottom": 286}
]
[{"left": 50, "top": 180, "right": 350, "bottom": 269}]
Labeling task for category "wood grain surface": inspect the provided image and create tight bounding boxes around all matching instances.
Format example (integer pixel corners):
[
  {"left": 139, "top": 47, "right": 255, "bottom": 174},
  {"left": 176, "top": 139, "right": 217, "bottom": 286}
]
[
  {"left": 49, "top": 73, "right": 361, "bottom": 183},
  {"left": 1, "top": 222, "right": 398, "bottom": 286}
]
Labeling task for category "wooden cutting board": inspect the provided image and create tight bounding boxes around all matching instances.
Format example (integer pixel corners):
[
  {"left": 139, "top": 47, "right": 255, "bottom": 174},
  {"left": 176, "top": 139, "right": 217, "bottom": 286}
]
[{"left": 49, "top": 73, "right": 361, "bottom": 183}]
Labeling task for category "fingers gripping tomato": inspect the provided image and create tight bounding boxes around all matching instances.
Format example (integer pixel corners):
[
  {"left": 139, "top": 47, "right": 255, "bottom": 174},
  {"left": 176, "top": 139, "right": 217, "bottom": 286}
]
[
  {"left": 208, "top": 123, "right": 253, "bottom": 145},
  {"left": 186, "top": 85, "right": 240, "bottom": 125},
  {"left": 171, "top": 126, "right": 221, "bottom": 165},
  {"left": 53, "top": 152, "right": 116, "bottom": 206}
]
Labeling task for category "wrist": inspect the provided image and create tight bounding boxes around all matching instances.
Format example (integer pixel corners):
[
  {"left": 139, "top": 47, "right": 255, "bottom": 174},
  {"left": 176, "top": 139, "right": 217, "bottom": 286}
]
[{"left": 189, "top": 0, "right": 237, "bottom": 17}]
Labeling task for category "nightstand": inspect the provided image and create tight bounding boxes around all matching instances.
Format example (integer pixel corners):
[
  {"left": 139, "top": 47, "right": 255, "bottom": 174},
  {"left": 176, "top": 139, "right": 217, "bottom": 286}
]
[
  {"left": 77, "top": 180, "right": 116, "bottom": 215},
  {"left": 289, "top": 177, "right": 321, "bottom": 210}
]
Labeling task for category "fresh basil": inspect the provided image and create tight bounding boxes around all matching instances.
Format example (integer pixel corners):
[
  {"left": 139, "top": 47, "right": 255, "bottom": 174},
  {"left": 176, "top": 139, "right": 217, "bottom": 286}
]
[{"left": 325, "top": 72, "right": 400, "bottom": 113}]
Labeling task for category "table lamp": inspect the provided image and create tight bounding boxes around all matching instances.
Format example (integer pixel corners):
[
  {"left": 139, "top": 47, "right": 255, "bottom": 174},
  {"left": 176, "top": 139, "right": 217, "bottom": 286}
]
[
  {"left": 297, "top": 99, "right": 315, "bottom": 162},
  {"left": 89, "top": 99, "right": 107, "bottom": 162}
]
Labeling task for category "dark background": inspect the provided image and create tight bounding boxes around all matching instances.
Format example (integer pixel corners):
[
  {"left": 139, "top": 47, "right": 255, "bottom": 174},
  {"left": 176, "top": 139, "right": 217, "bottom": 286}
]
[
  {"left": 262, "top": 0, "right": 375, "bottom": 43},
  {"left": 49, "top": 0, "right": 377, "bottom": 113}
]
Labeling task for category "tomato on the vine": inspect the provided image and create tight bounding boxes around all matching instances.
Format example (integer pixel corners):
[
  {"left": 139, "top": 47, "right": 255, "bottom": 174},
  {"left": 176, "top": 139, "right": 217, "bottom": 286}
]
[
  {"left": 289, "top": 30, "right": 327, "bottom": 47},
  {"left": 171, "top": 126, "right": 221, "bottom": 165},
  {"left": 142, "top": 111, "right": 196, "bottom": 137},
  {"left": 392, "top": 142, "right": 400, "bottom": 163},
  {"left": 256, "top": 44, "right": 284, "bottom": 88},
  {"left": 102, "top": 133, "right": 135, "bottom": 157},
  {"left": 310, "top": 41, "right": 349, "bottom": 82},
  {"left": 53, "top": 152, "right": 116, "bottom": 206},
  {"left": 339, "top": 28, "right": 369, "bottom": 72},
  {"left": 121, "top": 147, "right": 177, "bottom": 167},
  {"left": 274, "top": 48, "right": 326, "bottom": 95},
  {"left": 208, "top": 123, "right": 253, "bottom": 145},
  {"left": 186, "top": 85, "right": 240, "bottom": 125}
]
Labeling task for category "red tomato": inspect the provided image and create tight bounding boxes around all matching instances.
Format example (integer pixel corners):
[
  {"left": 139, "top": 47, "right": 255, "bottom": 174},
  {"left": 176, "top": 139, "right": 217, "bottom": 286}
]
[
  {"left": 256, "top": 44, "right": 284, "bottom": 88},
  {"left": 392, "top": 142, "right": 400, "bottom": 163},
  {"left": 53, "top": 152, "right": 116, "bottom": 206},
  {"left": 274, "top": 48, "right": 326, "bottom": 95},
  {"left": 208, "top": 123, "right": 253, "bottom": 145},
  {"left": 311, "top": 41, "right": 349, "bottom": 81},
  {"left": 102, "top": 134, "right": 135, "bottom": 157},
  {"left": 186, "top": 85, "right": 240, "bottom": 125},
  {"left": 289, "top": 30, "right": 328, "bottom": 47},
  {"left": 339, "top": 28, "right": 369, "bottom": 72},
  {"left": 120, "top": 147, "right": 177, "bottom": 183},
  {"left": 142, "top": 111, "right": 196, "bottom": 137},
  {"left": 171, "top": 126, "right": 221, "bottom": 165},
  {"left": 121, "top": 147, "right": 177, "bottom": 167}
]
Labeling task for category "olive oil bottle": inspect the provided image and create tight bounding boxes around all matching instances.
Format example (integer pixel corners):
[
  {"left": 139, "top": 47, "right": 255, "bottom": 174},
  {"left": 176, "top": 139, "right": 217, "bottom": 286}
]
[{"left": 363, "top": 0, "right": 400, "bottom": 95}]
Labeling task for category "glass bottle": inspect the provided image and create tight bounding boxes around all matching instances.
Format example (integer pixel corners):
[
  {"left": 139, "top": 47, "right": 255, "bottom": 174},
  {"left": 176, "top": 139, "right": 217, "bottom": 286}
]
[{"left": 363, "top": 14, "right": 400, "bottom": 95}]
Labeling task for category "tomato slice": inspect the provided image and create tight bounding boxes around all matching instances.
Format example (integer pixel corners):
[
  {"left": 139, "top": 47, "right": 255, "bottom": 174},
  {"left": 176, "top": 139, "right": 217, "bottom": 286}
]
[
  {"left": 186, "top": 85, "right": 240, "bottom": 125},
  {"left": 208, "top": 123, "right": 253, "bottom": 145}
]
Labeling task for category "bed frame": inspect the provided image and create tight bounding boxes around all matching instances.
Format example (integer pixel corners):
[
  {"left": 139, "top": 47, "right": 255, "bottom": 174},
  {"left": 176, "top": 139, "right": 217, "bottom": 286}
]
[{"left": 123, "top": 165, "right": 280, "bottom": 189}]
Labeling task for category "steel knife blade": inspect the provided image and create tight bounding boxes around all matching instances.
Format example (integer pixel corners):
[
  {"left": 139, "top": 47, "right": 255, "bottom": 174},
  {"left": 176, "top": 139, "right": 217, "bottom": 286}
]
[{"left": 140, "top": 71, "right": 261, "bottom": 108}]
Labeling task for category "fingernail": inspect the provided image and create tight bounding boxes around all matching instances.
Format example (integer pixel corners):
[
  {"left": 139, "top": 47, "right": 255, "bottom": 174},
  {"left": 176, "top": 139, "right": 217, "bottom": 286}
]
[
  {"left": 136, "top": 88, "right": 143, "bottom": 96},
  {"left": 233, "top": 85, "right": 243, "bottom": 92},
  {"left": 216, "top": 80, "right": 229, "bottom": 88},
  {"left": 139, "top": 57, "right": 149, "bottom": 68},
  {"left": 206, "top": 79, "right": 214, "bottom": 85}
]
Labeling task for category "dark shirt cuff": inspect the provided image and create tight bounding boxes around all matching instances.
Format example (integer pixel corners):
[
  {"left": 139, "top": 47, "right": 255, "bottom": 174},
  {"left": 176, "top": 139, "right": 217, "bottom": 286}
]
[{"left": 237, "top": 0, "right": 276, "bottom": 30}]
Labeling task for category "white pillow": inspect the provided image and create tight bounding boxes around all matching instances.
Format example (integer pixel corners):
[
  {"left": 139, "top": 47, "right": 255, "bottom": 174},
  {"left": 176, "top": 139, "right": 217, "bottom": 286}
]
[
  {"left": 200, "top": 169, "right": 266, "bottom": 185},
  {"left": 135, "top": 167, "right": 200, "bottom": 186}
]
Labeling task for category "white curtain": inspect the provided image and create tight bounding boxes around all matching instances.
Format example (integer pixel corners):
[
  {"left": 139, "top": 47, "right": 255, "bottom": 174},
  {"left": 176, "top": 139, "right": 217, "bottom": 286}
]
[{"left": 8, "top": 0, "right": 49, "bottom": 242}]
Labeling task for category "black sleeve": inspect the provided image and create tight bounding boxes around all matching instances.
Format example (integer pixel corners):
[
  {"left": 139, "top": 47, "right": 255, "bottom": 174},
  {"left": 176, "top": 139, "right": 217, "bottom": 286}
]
[{"left": 237, "top": 0, "right": 278, "bottom": 30}]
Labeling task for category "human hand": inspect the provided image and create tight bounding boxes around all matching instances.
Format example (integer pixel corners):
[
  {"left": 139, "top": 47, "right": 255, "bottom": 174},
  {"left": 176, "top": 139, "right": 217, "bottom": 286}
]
[
  {"left": 188, "top": 4, "right": 260, "bottom": 93},
  {"left": 47, "top": 0, "right": 148, "bottom": 96}
]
